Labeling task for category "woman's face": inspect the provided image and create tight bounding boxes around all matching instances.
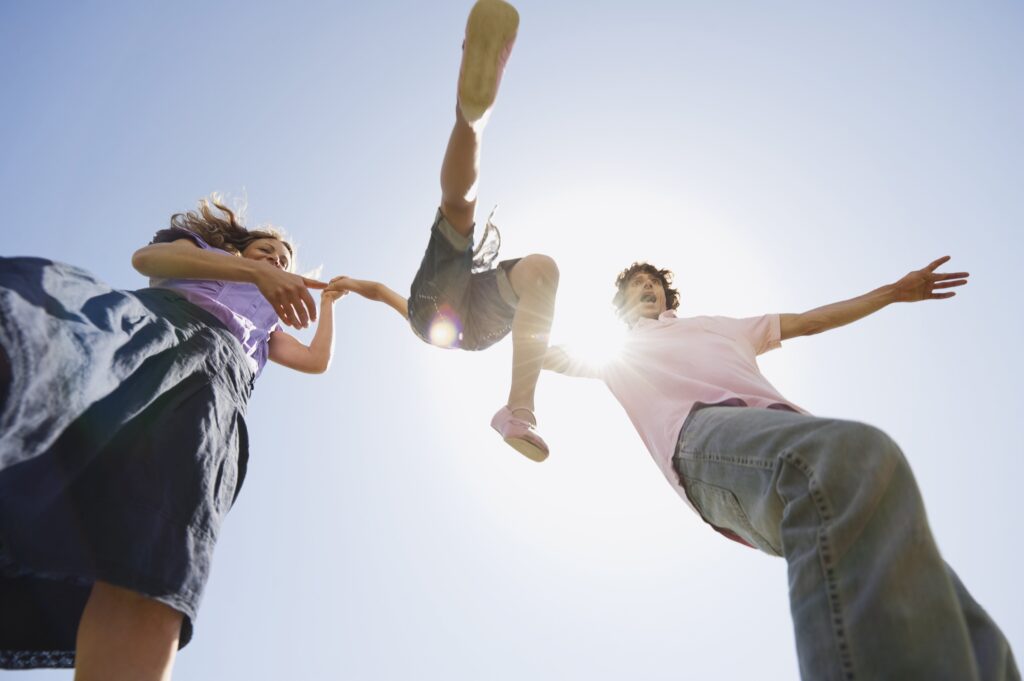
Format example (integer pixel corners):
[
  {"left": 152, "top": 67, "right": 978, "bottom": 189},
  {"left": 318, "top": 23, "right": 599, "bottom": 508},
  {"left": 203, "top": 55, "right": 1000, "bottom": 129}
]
[{"left": 242, "top": 238, "right": 291, "bottom": 271}]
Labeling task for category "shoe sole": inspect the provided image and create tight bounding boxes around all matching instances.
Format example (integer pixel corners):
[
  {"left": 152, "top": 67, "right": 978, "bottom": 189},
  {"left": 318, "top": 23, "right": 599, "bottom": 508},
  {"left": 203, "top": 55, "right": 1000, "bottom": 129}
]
[
  {"left": 505, "top": 436, "right": 548, "bottom": 463},
  {"left": 459, "top": 0, "right": 519, "bottom": 123}
]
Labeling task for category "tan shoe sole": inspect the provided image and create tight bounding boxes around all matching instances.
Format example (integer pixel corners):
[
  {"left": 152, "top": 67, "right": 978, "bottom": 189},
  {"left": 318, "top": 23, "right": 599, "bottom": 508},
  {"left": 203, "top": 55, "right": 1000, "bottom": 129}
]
[
  {"left": 458, "top": 0, "right": 519, "bottom": 123},
  {"left": 505, "top": 436, "right": 548, "bottom": 463}
]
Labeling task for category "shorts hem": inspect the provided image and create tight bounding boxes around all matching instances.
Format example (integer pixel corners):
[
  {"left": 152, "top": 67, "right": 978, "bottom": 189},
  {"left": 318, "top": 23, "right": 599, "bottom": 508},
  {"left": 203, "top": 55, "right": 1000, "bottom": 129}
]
[
  {"left": 434, "top": 209, "right": 472, "bottom": 252},
  {"left": 495, "top": 261, "right": 519, "bottom": 308}
]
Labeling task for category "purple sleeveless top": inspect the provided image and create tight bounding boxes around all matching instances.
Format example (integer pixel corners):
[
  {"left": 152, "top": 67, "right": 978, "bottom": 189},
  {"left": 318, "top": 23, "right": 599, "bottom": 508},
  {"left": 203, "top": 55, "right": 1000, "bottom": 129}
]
[{"left": 148, "top": 227, "right": 279, "bottom": 376}]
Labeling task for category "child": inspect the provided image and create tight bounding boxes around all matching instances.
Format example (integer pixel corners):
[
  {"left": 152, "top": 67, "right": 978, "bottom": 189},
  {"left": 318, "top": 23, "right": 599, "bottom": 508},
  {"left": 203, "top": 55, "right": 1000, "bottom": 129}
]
[
  {"left": 328, "top": 0, "right": 559, "bottom": 462},
  {"left": 0, "top": 197, "right": 340, "bottom": 678}
]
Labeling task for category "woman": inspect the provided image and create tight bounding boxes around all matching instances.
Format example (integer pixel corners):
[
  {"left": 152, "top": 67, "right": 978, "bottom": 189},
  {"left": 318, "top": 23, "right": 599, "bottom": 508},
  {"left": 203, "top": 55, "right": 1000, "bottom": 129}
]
[{"left": 0, "top": 196, "right": 339, "bottom": 679}]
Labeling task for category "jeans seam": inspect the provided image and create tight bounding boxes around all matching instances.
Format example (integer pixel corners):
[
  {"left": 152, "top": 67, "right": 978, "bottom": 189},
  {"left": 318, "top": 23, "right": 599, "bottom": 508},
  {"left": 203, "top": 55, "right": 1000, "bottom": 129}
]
[
  {"left": 676, "top": 450, "right": 782, "bottom": 555},
  {"left": 678, "top": 449, "right": 775, "bottom": 470},
  {"left": 779, "top": 449, "right": 857, "bottom": 681}
]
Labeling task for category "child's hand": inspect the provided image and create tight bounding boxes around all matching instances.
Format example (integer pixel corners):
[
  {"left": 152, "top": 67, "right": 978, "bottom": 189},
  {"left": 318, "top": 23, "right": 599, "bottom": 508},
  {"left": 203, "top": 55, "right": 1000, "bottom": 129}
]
[
  {"left": 321, "top": 286, "right": 347, "bottom": 305},
  {"left": 327, "top": 276, "right": 380, "bottom": 301}
]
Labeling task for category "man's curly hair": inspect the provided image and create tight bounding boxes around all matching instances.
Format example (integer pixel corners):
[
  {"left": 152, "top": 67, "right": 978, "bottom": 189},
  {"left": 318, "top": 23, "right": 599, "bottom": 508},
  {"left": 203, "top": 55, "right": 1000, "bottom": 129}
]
[{"left": 612, "top": 262, "right": 680, "bottom": 319}]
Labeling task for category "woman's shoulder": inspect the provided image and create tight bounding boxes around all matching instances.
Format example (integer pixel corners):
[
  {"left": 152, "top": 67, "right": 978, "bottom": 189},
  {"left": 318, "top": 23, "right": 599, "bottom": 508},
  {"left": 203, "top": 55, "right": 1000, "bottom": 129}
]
[{"left": 150, "top": 226, "right": 224, "bottom": 253}]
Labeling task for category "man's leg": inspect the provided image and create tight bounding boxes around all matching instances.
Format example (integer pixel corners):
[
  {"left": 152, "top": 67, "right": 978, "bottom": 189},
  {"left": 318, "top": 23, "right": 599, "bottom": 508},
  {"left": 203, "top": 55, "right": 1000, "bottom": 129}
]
[
  {"left": 74, "top": 581, "right": 182, "bottom": 681},
  {"left": 947, "top": 565, "right": 1021, "bottom": 681},
  {"left": 673, "top": 406, "right": 1018, "bottom": 681}
]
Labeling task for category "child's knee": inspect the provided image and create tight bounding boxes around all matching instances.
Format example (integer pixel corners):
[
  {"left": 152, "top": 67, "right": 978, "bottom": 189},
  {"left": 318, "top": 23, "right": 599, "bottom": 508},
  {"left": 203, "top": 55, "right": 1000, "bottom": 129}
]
[{"left": 517, "top": 254, "right": 559, "bottom": 288}]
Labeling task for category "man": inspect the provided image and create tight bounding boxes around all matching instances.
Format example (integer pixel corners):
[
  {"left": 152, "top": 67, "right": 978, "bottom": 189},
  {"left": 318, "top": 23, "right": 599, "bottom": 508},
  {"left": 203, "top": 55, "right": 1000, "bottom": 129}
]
[{"left": 544, "top": 257, "right": 1018, "bottom": 680}]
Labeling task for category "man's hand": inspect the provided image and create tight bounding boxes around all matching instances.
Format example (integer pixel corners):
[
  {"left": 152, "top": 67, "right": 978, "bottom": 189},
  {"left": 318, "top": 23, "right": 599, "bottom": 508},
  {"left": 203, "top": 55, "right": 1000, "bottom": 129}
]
[
  {"left": 893, "top": 256, "right": 969, "bottom": 303},
  {"left": 252, "top": 263, "right": 327, "bottom": 329}
]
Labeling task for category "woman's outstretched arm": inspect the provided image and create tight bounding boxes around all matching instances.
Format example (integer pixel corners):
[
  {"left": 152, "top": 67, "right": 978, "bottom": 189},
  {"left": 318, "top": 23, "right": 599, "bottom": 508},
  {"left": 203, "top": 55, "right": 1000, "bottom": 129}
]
[{"left": 132, "top": 238, "right": 326, "bottom": 329}]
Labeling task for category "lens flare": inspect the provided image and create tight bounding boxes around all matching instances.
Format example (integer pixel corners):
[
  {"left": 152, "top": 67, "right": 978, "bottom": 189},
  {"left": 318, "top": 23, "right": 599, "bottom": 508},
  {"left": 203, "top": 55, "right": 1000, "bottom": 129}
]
[{"left": 428, "top": 306, "right": 463, "bottom": 348}]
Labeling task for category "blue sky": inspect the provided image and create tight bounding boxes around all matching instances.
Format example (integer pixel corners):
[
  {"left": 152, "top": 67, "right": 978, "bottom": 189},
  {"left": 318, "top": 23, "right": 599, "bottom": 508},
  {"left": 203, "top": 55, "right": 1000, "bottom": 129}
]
[{"left": 3, "top": 1, "right": 1022, "bottom": 678}]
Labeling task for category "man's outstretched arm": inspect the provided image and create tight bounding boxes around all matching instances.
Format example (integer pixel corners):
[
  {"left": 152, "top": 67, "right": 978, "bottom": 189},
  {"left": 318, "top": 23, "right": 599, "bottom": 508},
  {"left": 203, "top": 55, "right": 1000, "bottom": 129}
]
[{"left": 779, "top": 256, "right": 969, "bottom": 340}]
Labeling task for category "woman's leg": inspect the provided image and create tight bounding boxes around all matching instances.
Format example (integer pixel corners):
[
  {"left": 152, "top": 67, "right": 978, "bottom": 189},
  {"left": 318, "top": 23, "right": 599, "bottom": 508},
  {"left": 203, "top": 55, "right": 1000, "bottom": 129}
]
[
  {"left": 506, "top": 255, "right": 559, "bottom": 418},
  {"left": 74, "top": 581, "right": 182, "bottom": 681},
  {"left": 0, "top": 342, "right": 10, "bottom": 413}
]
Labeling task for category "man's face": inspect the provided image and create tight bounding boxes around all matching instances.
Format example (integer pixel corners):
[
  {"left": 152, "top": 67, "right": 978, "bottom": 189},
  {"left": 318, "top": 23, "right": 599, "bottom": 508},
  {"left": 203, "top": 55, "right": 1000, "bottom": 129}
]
[{"left": 622, "top": 270, "right": 668, "bottom": 324}]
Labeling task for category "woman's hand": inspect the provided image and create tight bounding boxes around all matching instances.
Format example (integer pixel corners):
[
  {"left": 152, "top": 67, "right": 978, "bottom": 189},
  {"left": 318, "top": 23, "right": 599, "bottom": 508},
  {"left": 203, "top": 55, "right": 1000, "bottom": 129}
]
[{"left": 251, "top": 261, "right": 327, "bottom": 329}]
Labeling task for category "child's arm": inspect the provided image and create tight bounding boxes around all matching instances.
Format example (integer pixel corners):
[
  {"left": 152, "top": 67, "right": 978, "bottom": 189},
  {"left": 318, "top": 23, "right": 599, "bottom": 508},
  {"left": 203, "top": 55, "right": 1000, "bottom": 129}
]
[
  {"left": 543, "top": 345, "right": 602, "bottom": 379},
  {"left": 268, "top": 289, "right": 344, "bottom": 373},
  {"left": 326, "top": 276, "right": 408, "bottom": 319}
]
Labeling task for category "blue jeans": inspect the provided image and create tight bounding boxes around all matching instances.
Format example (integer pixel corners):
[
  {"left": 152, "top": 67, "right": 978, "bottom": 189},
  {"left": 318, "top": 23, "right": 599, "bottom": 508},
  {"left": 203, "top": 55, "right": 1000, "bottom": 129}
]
[{"left": 673, "top": 405, "right": 1019, "bottom": 681}]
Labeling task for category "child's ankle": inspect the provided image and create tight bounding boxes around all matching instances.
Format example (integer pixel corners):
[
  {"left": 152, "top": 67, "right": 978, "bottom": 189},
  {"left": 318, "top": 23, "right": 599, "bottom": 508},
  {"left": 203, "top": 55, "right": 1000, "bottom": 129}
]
[{"left": 508, "top": 405, "right": 537, "bottom": 425}]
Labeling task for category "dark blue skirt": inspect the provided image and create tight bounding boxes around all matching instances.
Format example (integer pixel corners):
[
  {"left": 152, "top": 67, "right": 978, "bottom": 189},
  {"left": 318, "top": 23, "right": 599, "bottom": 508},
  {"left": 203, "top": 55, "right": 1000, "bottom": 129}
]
[{"left": 0, "top": 257, "right": 254, "bottom": 669}]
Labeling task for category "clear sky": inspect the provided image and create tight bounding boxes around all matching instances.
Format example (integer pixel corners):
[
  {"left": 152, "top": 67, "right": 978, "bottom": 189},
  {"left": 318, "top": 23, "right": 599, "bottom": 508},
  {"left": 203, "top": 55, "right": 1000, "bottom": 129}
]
[{"left": 3, "top": 1, "right": 1022, "bottom": 678}]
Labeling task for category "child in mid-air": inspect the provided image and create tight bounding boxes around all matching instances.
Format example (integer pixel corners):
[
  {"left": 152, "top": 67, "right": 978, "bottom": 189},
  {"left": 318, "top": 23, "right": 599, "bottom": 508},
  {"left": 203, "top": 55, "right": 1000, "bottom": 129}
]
[{"left": 329, "top": 0, "right": 559, "bottom": 462}]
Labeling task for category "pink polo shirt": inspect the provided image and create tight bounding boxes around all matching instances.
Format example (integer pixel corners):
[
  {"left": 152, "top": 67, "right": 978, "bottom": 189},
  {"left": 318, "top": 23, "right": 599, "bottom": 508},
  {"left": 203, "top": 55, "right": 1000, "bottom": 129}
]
[{"left": 562, "top": 311, "right": 806, "bottom": 509}]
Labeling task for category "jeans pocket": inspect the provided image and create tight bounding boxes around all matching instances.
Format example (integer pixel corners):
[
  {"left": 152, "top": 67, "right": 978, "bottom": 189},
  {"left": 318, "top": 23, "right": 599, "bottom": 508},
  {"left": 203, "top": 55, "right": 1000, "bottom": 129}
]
[{"left": 685, "top": 479, "right": 781, "bottom": 556}]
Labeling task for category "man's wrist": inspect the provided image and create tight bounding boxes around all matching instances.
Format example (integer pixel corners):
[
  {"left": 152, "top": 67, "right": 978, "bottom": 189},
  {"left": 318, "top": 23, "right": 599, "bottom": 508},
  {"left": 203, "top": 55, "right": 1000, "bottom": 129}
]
[{"left": 881, "top": 282, "right": 902, "bottom": 304}]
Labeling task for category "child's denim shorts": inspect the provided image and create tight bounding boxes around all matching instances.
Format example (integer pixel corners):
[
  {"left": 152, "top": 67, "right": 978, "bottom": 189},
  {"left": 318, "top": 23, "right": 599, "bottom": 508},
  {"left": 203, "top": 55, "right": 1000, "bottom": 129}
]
[{"left": 408, "top": 210, "right": 520, "bottom": 351}]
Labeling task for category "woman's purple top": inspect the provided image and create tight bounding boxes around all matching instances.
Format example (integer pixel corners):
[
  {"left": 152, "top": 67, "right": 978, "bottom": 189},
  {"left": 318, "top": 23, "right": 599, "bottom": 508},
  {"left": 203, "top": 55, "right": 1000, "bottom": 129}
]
[{"left": 148, "top": 227, "right": 279, "bottom": 376}]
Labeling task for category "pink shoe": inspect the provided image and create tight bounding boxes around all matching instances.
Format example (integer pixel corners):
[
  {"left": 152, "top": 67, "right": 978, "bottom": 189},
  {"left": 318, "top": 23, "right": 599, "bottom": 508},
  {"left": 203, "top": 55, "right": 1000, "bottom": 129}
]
[
  {"left": 458, "top": 0, "right": 519, "bottom": 124},
  {"left": 490, "top": 406, "right": 549, "bottom": 462}
]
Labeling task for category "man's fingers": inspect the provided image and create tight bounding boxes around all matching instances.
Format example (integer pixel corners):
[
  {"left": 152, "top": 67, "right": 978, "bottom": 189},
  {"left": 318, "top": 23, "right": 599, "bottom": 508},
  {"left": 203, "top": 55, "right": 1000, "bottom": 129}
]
[
  {"left": 934, "top": 279, "right": 968, "bottom": 289},
  {"left": 925, "top": 255, "right": 952, "bottom": 272},
  {"left": 935, "top": 271, "right": 969, "bottom": 281},
  {"left": 930, "top": 291, "right": 956, "bottom": 299}
]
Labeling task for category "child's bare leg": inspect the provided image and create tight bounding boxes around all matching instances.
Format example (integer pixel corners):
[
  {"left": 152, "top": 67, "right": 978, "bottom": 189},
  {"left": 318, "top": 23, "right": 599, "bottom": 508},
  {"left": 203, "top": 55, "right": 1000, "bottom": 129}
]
[
  {"left": 75, "top": 581, "right": 182, "bottom": 681},
  {"left": 506, "top": 254, "right": 560, "bottom": 418},
  {"left": 439, "top": 111, "right": 481, "bottom": 239},
  {"left": 441, "top": 0, "right": 518, "bottom": 237}
]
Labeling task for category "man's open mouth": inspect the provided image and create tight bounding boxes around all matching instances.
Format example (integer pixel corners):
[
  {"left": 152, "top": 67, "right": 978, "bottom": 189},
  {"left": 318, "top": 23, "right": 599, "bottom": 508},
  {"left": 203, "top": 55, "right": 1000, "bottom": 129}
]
[{"left": 640, "top": 293, "right": 657, "bottom": 303}]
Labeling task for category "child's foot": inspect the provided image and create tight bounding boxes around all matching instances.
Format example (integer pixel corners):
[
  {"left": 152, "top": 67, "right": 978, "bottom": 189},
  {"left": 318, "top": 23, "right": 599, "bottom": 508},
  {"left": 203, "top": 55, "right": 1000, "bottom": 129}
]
[
  {"left": 458, "top": 0, "right": 519, "bottom": 125},
  {"left": 490, "top": 405, "right": 549, "bottom": 462}
]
